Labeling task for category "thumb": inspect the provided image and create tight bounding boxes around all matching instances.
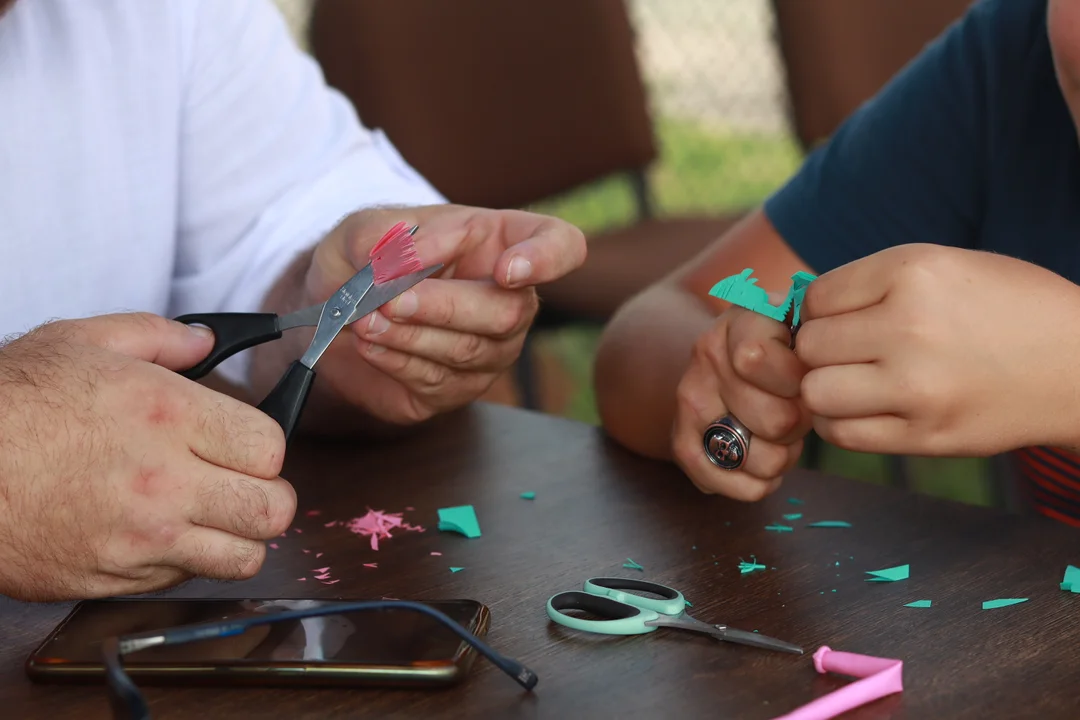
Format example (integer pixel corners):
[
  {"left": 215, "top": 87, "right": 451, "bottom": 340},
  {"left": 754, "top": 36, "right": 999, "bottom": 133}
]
[{"left": 65, "top": 312, "right": 216, "bottom": 370}]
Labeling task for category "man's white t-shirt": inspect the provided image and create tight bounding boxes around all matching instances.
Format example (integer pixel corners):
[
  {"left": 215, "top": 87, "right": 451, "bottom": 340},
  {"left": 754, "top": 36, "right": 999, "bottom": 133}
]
[{"left": 0, "top": 0, "right": 445, "bottom": 385}]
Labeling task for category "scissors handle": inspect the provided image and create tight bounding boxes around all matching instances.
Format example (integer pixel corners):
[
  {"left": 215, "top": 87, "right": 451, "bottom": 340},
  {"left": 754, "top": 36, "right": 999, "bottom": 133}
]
[
  {"left": 255, "top": 360, "right": 315, "bottom": 443},
  {"left": 583, "top": 577, "right": 688, "bottom": 616},
  {"left": 546, "top": 591, "right": 659, "bottom": 636},
  {"left": 174, "top": 313, "right": 282, "bottom": 380}
]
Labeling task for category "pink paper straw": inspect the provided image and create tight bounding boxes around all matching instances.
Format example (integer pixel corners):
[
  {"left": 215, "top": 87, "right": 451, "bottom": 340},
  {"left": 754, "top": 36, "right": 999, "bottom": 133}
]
[{"left": 772, "top": 646, "right": 903, "bottom": 720}]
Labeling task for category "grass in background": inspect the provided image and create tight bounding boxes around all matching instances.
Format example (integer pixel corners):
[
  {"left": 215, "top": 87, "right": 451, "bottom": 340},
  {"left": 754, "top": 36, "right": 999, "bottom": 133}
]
[{"left": 530, "top": 118, "right": 993, "bottom": 508}]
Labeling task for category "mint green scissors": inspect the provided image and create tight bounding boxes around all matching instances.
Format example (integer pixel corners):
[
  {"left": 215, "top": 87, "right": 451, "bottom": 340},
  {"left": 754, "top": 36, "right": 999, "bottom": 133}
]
[{"left": 546, "top": 578, "right": 802, "bottom": 655}]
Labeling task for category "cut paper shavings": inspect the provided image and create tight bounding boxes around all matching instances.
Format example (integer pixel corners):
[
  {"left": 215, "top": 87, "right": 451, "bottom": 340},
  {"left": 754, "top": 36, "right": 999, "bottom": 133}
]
[
  {"left": 982, "top": 598, "right": 1028, "bottom": 610},
  {"left": 739, "top": 557, "right": 767, "bottom": 575},
  {"left": 363, "top": 563, "right": 378, "bottom": 568},
  {"left": 269, "top": 543, "right": 279, "bottom": 550},
  {"left": 437, "top": 505, "right": 482, "bottom": 538},
  {"left": 297, "top": 577, "right": 306, "bottom": 581},
  {"left": 346, "top": 508, "right": 425, "bottom": 550},
  {"left": 369, "top": 221, "right": 424, "bottom": 284},
  {"left": 316, "top": 552, "right": 323, "bottom": 558},
  {"left": 313, "top": 567, "right": 330, "bottom": 574},
  {"left": 294, "top": 528, "right": 303, "bottom": 533},
  {"left": 865, "top": 565, "right": 909, "bottom": 583},
  {"left": 783, "top": 513, "right": 802, "bottom": 521},
  {"left": 520, "top": 492, "right": 536, "bottom": 500},
  {"left": 904, "top": 600, "right": 932, "bottom": 608},
  {"left": 808, "top": 521, "right": 851, "bottom": 529},
  {"left": 450, "top": 567, "right": 465, "bottom": 573},
  {"left": 787, "top": 498, "right": 804, "bottom": 505},
  {"left": 302, "top": 549, "right": 310, "bottom": 554},
  {"left": 322, "top": 580, "right": 340, "bottom": 585},
  {"left": 772, "top": 646, "right": 902, "bottom": 720},
  {"left": 324, "top": 521, "right": 337, "bottom": 528},
  {"left": 314, "top": 574, "right": 331, "bottom": 580},
  {"left": 430, "top": 551, "right": 442, "bottom": 556},
  {"left": 766, "top": 525, "right": 794, "bottom": 533},
  {"left": 305, "top": 510, "right": 321, "bottom": 517},
  {"left": 622, "top": 558, "right": 645, "bottom": 571},
  {"left": 1061, "top": 565, "right": 1080, "bottom": 593}
]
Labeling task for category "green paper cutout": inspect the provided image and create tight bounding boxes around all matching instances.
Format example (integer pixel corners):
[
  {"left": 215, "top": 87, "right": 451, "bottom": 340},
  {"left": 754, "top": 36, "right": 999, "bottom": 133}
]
[
  {"left": 450, "top": 567, "right": 464, "bottom": 573},
  {"left": 904, "top": 600, "right": 932, "bottom": 608},
  {"left": 685, "top": 600, "right": 693, "bottom": 608},
  {"left": 865, "top": 564, "right": 909, "bottom": 582},
  {"left": 520, "top": 491, "right": 536, "bottom": 500},
  {"left": 808, "top": 521, "right": 852, "bottom": 528},
  {"left": 765, "top": 524, "right": 793, "bottom": 533},
  {"left": 1062, "top": 565, "right": 1080, "bottom": 593},
  {"left": 437, "top": 505, "right": 482, "bottom": 538},
  {"left": 787, "top": 498, "right": 804, "bottom": 505},
  {"left": 622, "top": 558, "right": 645, "bottom": 571},
  {"left": 708, "top": 269, "right": 819, "bottom": 326},
  {"left": 782, "top": 513, "right": 802, "bottom": 521},
  {"left": 739, "top": 557, "right": 766, "bottom": 574},
  {"left": 982, "top": 598, "right": 1028, "bottom": 609}
]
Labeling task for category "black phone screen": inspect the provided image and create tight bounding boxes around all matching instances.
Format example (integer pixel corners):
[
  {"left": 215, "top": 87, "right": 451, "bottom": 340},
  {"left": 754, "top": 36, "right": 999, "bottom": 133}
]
[{"left": 30, "top": 598, "right": 484, "bottom": 668}]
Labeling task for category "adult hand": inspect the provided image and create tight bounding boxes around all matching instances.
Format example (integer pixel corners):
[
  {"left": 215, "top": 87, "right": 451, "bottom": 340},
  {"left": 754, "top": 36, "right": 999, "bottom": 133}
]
[
  {"left": 0, "top": 314, "right": 295, "bottom": 601},
  {"left": 672, "top": 304, "right": 812, "bottom": 500},
  {"left": 301, "top": 205, "right": 586, "bottom": 424},
  {"left": 797, "top": 243, "right": 1080, "bottom": 455}
]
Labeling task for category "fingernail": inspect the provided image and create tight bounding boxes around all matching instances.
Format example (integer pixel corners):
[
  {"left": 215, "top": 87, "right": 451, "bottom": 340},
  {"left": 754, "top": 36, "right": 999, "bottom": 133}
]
[
  {"left": 189, "top": 324, "right": 213, "bottom": 339},
  {"left": 367, "top": 312, "right": 390, "bottom": 336},
  {"left": 506, "top": 256, "right": 533, "bottom": 286},
  {"left": 366, "top": 342, "right": 386, "bottom": 356},
  {"left": 389, "top": 290, "right": 418, "bottom": 319}
]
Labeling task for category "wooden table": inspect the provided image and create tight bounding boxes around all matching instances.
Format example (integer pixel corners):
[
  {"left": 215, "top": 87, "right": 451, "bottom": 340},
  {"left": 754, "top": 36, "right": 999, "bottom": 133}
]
[{"left": 2, "top": 403, "right": 1078, "bottom": 719}]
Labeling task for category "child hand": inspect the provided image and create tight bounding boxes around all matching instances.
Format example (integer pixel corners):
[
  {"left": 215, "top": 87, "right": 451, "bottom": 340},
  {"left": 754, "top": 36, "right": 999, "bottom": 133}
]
[{"left": 797, "top": 244, "right": 1080, "bottom": 455}]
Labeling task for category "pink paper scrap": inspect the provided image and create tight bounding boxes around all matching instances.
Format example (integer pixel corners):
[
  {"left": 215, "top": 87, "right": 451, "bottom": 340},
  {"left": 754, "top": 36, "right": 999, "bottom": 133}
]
[
  {"left": 306, "top": 510, "right": 322, "bottom": 517},
  {"left": 313, "top": 567, "right": 330, "bottom": 574},
  {"left": 430, "top": 551, "right": 442, "bottom": 556},
  {"left": 297, "top": 577, "right": 307, "bottom": 581},
  {"left": 344, "top": 508, "right": 425, "bottom": 551},
  {"left": 324, "top": 521, "right": 338, "bottom": 528},
  {"left": 269, "top": 543, "right": 279, "bottom": 550},
  {"left": 364, "top": 563, "right": 378, "bottom": 568},
  {"left": 772, "top": 646, "right": 903, "bottom": 720},
  {"left": 316, "top": 552, "right": 324, "bottom": 558},
  {"left": 322, "top": 579, "right": 341, "bottom": 585},
  {"left": 314, "top": 573, "right": 331, "bottom": 580},
  {"left": 302, "top": 549, "right": 311, "bottom": 554},
  {"left": 295, "top": 528, "right": 303, "bottom": 534}
]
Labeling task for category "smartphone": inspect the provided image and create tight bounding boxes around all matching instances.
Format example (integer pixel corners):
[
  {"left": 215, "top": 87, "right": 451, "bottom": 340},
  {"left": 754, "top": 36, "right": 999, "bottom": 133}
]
[{"left": 26, "top": 598, "right": 489, "bottom": 688}]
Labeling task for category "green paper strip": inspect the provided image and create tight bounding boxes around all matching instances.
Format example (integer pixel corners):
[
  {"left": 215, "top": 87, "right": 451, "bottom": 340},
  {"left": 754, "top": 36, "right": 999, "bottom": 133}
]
[
  {"left": 436, "top": 505, "right": 482, "bottom": 538},
  {"left": 865, "top": 564, "right": 909, "bottom": 582},
  {"left": 904, "top": 600, "right": 932, "bottom": 608},
  {"left": 787, "top": 498, "right": 804, "bottom": 505},
  {"left": 622, "top": 558, "right": 644, "bottom": 571},
  {"left": 450, "top": 567, "right": 464, "bottom": 573},
  {"left": 808, "top": 521, "right": 852, "bottom": 529},
  {"left": 982, "top": 598, "right": 1028, "bottom": 610},
  {"left": 520, "top": 491, "right": 536, "bottom": 500},
  {"left": 765, "top": 524, "right": 794, "bottom": 533},
  {"left": 782, "top": 513, "right": 803, "bottom": 521}
]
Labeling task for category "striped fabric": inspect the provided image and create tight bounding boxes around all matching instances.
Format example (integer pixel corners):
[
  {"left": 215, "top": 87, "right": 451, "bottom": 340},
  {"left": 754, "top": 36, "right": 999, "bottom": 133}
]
[{"left": 1014, "top": 447, "right": 1080, "bottom": 527}]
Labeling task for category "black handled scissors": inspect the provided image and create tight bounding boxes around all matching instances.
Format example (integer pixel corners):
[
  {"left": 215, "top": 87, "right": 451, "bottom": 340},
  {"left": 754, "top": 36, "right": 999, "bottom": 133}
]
[{"left": 176, "top": 250, "right": 441, "bottom": 442}]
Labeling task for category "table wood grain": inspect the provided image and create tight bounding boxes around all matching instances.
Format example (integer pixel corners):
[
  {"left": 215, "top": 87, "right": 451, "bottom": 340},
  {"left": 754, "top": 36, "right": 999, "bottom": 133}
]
[{"left": 2, "top": 403, "right": 1078, "bottom": 719}]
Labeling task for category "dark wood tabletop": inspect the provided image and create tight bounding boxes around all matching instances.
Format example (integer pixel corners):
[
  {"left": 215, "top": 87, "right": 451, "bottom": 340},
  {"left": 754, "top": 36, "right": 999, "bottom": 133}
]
[{"left": 2, "top": 402, "right": 1079, "bottom": 719}]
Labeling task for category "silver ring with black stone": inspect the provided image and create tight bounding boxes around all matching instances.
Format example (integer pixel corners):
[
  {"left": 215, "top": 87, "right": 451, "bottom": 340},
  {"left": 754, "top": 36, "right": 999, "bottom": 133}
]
[{"left": 703, "top": 416, "right": 751, "bottom": 471}]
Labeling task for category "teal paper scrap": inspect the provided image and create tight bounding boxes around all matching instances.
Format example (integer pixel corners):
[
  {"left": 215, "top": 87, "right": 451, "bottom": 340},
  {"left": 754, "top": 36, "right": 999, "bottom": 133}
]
[
  {"left": 787, "top": 498, "right": 804, "bottom": 505},
  {"left": 765, "top": 524, "right": 794, "bottom": 533},
  {"left": 520, "top": 491, "right": 536, "bottom": 500},
  {"left": 808, "top": 521, "right": 852, "bottom": 529},
  {"left": 437, "top": 505, "right": 482, "bottom": 538},
  {"left": 1061, "top": 565, "right": 1080, "bottom": 593},
  {"left": 739, "top": 558, "right": 767, "bottom": 574},
  {"left": 782, "top": 513, "right": 803, "bottom": 521},
  {"left": 865, "top": 564, "right": 909, "bottom": 582},
  {"left": 450, "top": 567, "right": 465, "bottom": 573},
  {"left": 904, "top": 600, "right": 932, "bottom": 608},
  {"left": 622, "top": 558, "right": 645, "bottom": 571},
  {"left": 982, "top": 598, "right": 1028, "bottom": 610}
]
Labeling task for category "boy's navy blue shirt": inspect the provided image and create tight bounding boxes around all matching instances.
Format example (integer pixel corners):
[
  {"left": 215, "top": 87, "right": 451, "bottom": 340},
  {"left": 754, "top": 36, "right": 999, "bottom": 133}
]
[{"left": 763, "top": 0, "right": 1080, "bottom": 524}]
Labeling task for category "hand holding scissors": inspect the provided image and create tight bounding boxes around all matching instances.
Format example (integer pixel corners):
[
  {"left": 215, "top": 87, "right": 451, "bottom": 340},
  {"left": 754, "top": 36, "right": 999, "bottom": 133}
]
[
  {"left": 547, "top": 577, "right": 802, "bottom": 655},
  {"left": 175, "top": 226, "right": 440, "bottom": 442}
]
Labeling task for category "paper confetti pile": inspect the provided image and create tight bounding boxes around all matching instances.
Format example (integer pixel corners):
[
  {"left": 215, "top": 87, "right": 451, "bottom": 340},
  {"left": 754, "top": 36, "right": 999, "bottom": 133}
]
[{"left": 345, "top": 509, "right": 425, "bottom": 550}]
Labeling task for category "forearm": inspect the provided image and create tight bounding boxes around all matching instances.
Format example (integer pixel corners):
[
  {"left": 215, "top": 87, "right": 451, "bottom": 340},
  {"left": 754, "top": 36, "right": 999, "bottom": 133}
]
[{"left": 595, "top": 284, "right": 718, "bottom": 460}]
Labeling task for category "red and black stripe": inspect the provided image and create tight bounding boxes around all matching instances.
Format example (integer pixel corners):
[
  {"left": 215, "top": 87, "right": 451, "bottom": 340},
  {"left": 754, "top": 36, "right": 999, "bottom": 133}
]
[{"left": 1014, "top": 446, "right": 1080, "bottom": 527}]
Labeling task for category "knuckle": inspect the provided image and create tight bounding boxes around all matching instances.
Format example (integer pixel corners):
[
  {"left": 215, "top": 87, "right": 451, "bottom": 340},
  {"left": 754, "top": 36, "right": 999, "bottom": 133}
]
[
  {"left": 232, "top": 543, "right": 266, "bottom": 580},
  {"left": 730, "top": 339, "right": 768, "bottom": 379},
  {"left": 415, "top": 359, "right": 452, "bottom": 395},
  {"left": 448, "top": 333, "right": 487, "bottom": 367},
  {"left": 755, "top": 402, "right": 801, "bottom": 441},
  {"left": 754, "top": 446, "right": 790, "bottom": 480}
]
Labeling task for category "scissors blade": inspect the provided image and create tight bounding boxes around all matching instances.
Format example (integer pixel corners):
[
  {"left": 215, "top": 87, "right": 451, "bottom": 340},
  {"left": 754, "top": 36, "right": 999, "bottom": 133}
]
[
  {"left": 298, "top": 264, "right": 377, "bottom": 369},
  {"left": 346, "top": 263, "right": 443, "bottom": 324},
  {"left": 716, "top": 626, "right": 803, "bottom": 655}
]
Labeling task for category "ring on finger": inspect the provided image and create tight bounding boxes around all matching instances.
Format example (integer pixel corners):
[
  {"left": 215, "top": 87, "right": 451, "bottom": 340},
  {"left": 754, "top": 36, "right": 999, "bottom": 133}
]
[{"left": 702, "top": 415, "right": 752, "bottom": 470}]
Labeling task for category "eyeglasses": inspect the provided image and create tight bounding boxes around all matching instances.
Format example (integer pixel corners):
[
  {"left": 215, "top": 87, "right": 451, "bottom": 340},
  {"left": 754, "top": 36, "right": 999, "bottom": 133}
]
[{"left": 101, "top": 600, "right": 539, "bottom": 719}]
